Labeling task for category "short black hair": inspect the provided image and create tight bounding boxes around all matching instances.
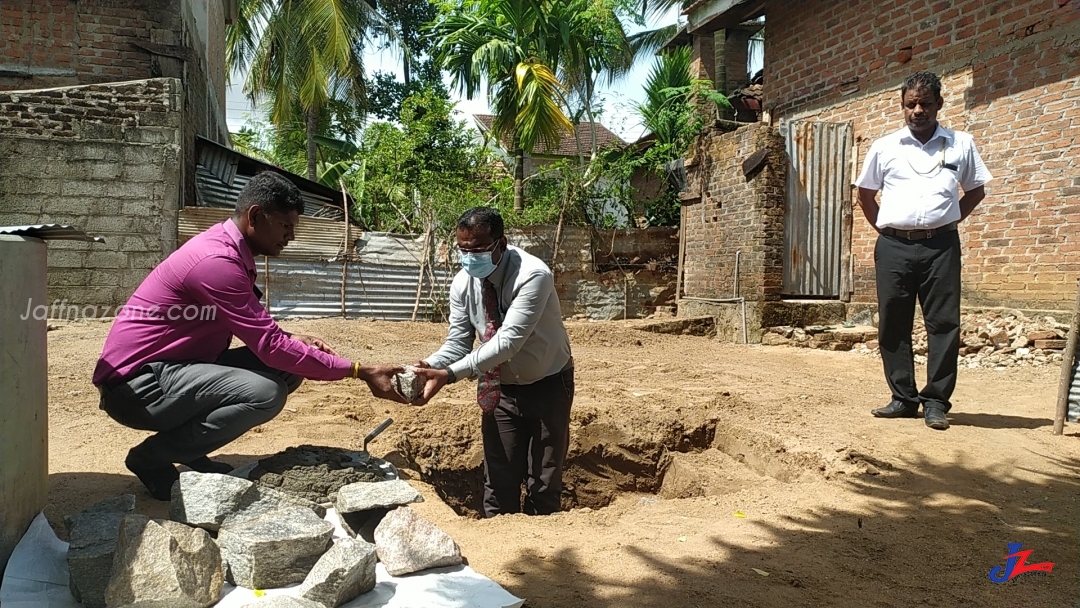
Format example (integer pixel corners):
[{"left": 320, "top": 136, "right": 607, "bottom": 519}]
[
  {"left": 457, "top": 206, "right": 504, "bottom": 240},
  {"left": 235, "top": 171, "right": 305, "bottom": 217},
  {"left": 901, "top": 71, "right": 943, "bottom": 100}
]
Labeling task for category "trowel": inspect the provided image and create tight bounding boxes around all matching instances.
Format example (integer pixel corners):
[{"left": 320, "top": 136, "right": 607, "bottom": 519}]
[{"left": 355, "top": 417, "right": 393, "bottom": 466}]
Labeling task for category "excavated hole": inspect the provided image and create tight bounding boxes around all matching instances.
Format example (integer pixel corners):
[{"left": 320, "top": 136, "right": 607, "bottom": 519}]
[{"left": 395, "top": 412, "right": 837, "bottom": 519}]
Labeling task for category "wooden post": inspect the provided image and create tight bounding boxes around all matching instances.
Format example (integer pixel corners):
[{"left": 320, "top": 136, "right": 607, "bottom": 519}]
[
  {"left": 412, "top": 222, "right": 432, "bottom": 321},
  {"left": 675, "top": 205, "right": 687, "bottom": 306},
  {"left": 1053, "top": 278, "right": 1080, "bottom": 435},
  {"left": 340, "top": 180, "right": 350, "bottom": 318}
]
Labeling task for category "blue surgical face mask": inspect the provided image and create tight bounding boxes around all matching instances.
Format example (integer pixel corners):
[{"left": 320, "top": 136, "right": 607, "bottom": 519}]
[{"left": 460, "top": 250, "right": 497, "bottom": 278}]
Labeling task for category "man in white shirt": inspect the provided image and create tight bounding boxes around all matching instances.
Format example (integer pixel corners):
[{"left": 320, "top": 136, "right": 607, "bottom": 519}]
[
  {"left": 414, "top": 207, "right": 574, "bottom": 516},
  {"left": 855, "top": 71, "right": 993, "bottom": 430}
]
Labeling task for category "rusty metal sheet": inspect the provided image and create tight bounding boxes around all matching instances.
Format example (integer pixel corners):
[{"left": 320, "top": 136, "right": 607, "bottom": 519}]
[
  {"left": 178, "top": 207, "right": 347, "bottom": 260},
  {"left": 782, "top": 121, "right": 853, "bottom": 297},
  {"left": 264, "top": 258, "right": 455, "bottom": 321}
]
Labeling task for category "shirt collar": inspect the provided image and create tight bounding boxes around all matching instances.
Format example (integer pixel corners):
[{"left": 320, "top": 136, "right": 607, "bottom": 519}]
[
  {"left": 902, "top": 123, "right": 952, "bottom": 146},
  {"left": 486, "top": 244, "right": 512, "bottom": 287},
  {"left": 224, "top": 217, "right": 257, "bottom": 275}
]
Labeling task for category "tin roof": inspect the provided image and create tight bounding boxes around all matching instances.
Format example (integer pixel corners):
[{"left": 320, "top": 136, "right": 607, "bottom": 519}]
[
  {"left": 0, "top": 224, "right": 105, "bottom": 242},
  {"left": 473, "top": 114, "right": 626, "bottom": 158}
]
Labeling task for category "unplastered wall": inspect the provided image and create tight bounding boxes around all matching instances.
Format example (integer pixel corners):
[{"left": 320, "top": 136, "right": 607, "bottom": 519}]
[
  {"left": 0, "top": 78, "right": 182, "bottom": 308},
  {"left": 766, "top": 0, "right": 1080, "bottom": 310}
]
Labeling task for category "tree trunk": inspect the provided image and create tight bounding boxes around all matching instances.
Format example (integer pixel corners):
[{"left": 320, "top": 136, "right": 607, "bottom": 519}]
[
  {"left": 306, "top": 107, "right": 318, "bottom": 181},
  {"left": 514, "top": 146, "right": 525, "bottom": 213}
]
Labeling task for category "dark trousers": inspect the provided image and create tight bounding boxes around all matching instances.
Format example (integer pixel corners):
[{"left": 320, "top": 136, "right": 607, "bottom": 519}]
[
  {"left": 875, "top": 230, "right": 962, "bottom": 412},
  {"left": 98, "top": 348, "right": 302, "bottom": 467},
  {"left": 481, "top": 367, "right": 574, "bottom": 517}
]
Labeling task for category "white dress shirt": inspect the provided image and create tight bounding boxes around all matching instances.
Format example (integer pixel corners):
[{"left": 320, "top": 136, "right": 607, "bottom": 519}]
[
  {"left": 856, "top": 125, "right": 992, "bottom": 230},
  {"left": 424, "top": 245, "right": 572, "bottom": 386}
]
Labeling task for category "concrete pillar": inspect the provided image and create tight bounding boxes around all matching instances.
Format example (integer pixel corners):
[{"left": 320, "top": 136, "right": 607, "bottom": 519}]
[{"left": 0, "top": 236, "right": 49, "bottom": 579}]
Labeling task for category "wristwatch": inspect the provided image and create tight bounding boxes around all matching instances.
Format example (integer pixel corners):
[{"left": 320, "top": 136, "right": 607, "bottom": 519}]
[{"left": 445, "top": 367, "right": 457, "bottom": 384}]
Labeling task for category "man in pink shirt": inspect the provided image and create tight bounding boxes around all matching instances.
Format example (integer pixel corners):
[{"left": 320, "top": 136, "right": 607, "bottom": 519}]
[{"left": 94, "top": 171, "right": 420, "bottom": 500}]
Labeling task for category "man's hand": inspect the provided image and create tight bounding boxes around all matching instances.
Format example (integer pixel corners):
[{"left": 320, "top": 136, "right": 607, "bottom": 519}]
[
  {"left": 357, "top": 364, "right": 407, "bottom": 403},
  {"left": 409, "top": 360, "right": 431, "bottom": 369},
  {"left": 410, "top": 367, "right": 449, "bottom": 406},
  {"left": 293, "top": 334, "right": 339, "bottom": 356}
]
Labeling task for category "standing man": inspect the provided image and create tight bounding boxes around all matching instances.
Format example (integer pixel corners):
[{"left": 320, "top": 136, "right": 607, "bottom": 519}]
[
  {"left": 414, "top": 207, "right": 574, "bottom": 516},
  {"left": 94, "top": 171, "right": 416, "bottom": 500},
  {"left": 855, "top": 71, "right": 992, "bottom": 430}
]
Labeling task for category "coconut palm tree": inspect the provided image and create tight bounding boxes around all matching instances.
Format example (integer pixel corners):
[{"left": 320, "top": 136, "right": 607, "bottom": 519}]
[
  {"left": 226, "top": 0, "right": 387, "bottom": 180},
  {"left": 431, "top": 0, "right": 575, "bottom": 212}
]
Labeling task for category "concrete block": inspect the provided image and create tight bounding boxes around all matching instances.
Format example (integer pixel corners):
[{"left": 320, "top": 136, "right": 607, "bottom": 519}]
[
  {"left": 41, "top": 197, "right": 93, "bottom": 216},
  {"left": 121, "top": 201, "right": 159, "bottom": 216},
  {"left": 86, "top": 216, "right": 136, "bottom": 233},
  {"left": 63, "top": 142, "right": 122, "bottom": 161},
  {"left": 119, "top": 235, "right": 154, "bottom": 252},
  {"left": 0, "top": 198, "right": 45, "bottom": 213},
  {"left": 60, "top": 180, "right": 103, "bottom": 198},
  {"left": 88, "top": 162, "right": 123, "bottom": 180},
  {"left": 106, "top": 181, "right": 157, "bottom": 200},
  {"left": 124, "top": 126, "right": 177, "bottom": 144},
  {"left": 46, "top": 251, "right": 89, "bottom": 269},
  {"left": 137, "top": 111, "right": 181, "bottom": 128},
  {"left": 121, "top": 162, "right": 167, "bottom": 183},
  {"left": 86, "top": 251, "right": 129, "bottom": 269},
  {"left": 122, "top": 145, "right": 166, "bottom": 165},
  {"left": 8, "top": 178, "right": 62, "bottom": 196},
  {"left": 76, "top": 121, "right": 125, "bottom": 141},
  {"left": 130, "top": 252, "right": 163, "bottom": 269}
]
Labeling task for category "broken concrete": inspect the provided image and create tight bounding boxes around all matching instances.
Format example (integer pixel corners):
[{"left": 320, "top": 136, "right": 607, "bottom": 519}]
[
  {"left": 170, "top": 471, "right": 254, "bottom": 531},
  {"left": 374, "top": 507, "right": 462, "bottom": 576},
  {"left": 217, "top": 506, "right": 335, "bottom": 589},
  {"left": 297, "top": 537, "right": 378, "bottom": 607},
  {"left": 105, "top": 516, "right": 223, "bottom": 608},
  {"left": 64, "top": 494, "right": 136, "bottom": 608},
  {"left": 334, "top": 480, "right": 423, "bottom": 514}
]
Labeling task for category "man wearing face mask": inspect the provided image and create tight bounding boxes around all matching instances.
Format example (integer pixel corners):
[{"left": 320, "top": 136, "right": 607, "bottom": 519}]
[
  {"left": 413, "top": 207, "right": 574, "bottom": 517},
  {"left": 93, "top": 171, "right": 412, "bottom": 501}
]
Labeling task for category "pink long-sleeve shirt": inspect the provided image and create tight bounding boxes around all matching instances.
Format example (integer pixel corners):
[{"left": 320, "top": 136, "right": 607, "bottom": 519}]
[{"left": 92, "top": 218, "right": 352, "bottom": 386}]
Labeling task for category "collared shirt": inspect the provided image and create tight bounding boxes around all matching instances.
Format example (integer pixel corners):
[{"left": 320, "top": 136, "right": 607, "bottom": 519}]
[
  {"left": 424, "top": 245, "right": 572, "bottom": 386},
  {"left": 92, "top": 218, "right": 352, "bottom": 386},
  {"left": 856, "top": 124, "right": 992, "bottom": 230}
]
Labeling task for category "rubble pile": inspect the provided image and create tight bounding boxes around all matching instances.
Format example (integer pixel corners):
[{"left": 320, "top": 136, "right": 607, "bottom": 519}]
[
  {"left": 66, "top": 471, "right": 458, "bottom": 608},
  {"left": 764, "top": 311, "right": 1070, "bottom": 369}
]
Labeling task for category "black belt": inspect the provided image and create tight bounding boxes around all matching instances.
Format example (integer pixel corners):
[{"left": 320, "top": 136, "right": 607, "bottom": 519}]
[{"left": 880, "top": 222, "right": 957, "bottom": 240}]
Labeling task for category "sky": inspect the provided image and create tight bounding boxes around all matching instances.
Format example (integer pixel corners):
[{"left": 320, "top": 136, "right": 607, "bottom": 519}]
[{"left": 224, "top": 7, "right": 762, "bottom": 145}]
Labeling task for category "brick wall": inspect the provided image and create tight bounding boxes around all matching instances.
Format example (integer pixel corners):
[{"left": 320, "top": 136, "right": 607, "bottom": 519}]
[
  {"left": 1, "top": 0, "right": 230, "bottom": 206},
  {"left": 0, "top": 79, "right": 182, "bottom": 308},
  {"left": 681, "top": 122, "right": 787, "bottom": 302},
  {"left": 764, "top": 0, "right": 1080, "bottom": 310}
]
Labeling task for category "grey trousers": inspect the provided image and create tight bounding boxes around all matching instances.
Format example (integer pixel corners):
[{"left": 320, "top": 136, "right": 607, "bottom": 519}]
[
  {"left": 481, "top": 367, "right": 574, "bottom": 517},
  {"left": 98, "top": 348, "right": 302, "bottom": 467}
]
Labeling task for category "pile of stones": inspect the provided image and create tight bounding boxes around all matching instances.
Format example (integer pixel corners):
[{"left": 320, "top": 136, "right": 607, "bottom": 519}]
[
  {"left": 763, "top": 311, "right": 1070, "bottom": 369},
  {"left": 65, "top": 473, "right": 462, "bottom": 608}
]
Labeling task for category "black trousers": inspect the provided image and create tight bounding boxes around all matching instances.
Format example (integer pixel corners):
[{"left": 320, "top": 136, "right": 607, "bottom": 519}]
[
  {"left": 481, "top": 367, "right": 574, "bottom": 517},
  {"left": 875, "top": 230, "right": 962, "bottom": 412},
  {"left": 99, "top": 348, "right": 303, "bottom": 467}
]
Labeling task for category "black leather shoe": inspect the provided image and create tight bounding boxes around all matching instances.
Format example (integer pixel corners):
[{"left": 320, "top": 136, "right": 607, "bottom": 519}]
[
  {"left": 871, "top": 400, "right": 920, "bottom": 418},
  {"left": 182, "top": 456, "right": 234, "bottom": 475},
  {"left": 924, "top": 407, "right": 949, "bottom": 430},
  {"left": 125, "top": 451, "right": 179, "bottom": 501}
]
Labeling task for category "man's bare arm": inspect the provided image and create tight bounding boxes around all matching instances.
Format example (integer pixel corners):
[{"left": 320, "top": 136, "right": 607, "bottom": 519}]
[
  {"left": 857, "top": 187, "right": 881, "bottom": 232},
  {"left": 959, "top": 185, "right": 986, "bottom": 222}
]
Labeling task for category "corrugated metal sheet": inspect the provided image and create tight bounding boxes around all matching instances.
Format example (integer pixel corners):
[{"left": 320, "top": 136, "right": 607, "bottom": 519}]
[
  {"left": 0, "top": 224, "right": 105, "bottom": 242},
  {"left": 178, "top": 207, "right": 347, "bottom": 260},
  {"left": 195, "top": 165, "right": 345, "bottom": 220},
  {"left": 1068, "top": 360, "right": 1080, "bottom": 422},
  {"left": 178, "top": 208, "right": 455, "bottom": 320},
  {"left": 782, "top": 121, "right": 853, "bottom": 297},
  {"left": 265, "top": 258, "right": 454, "bottom": 320}
]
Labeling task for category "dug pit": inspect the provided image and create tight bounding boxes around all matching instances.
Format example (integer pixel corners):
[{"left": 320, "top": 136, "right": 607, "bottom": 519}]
[{"left": 392, "top": 396, "right": 878, "bottom": 518}]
